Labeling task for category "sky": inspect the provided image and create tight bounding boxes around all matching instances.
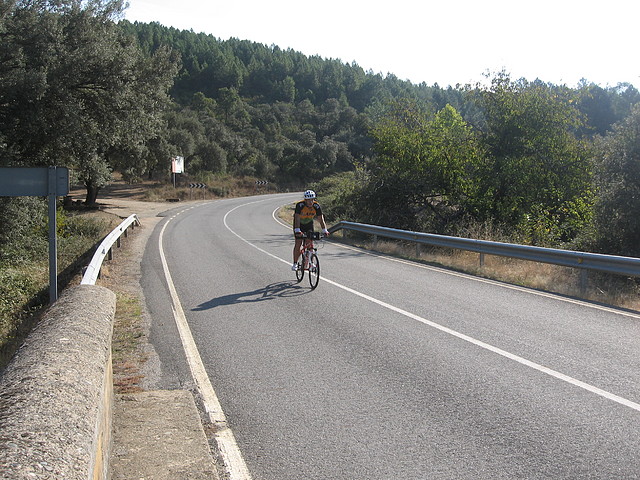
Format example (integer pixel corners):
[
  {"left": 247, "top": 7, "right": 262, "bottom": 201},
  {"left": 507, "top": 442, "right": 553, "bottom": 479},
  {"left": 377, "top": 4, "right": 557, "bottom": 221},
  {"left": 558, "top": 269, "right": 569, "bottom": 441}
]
[{"left": 123, "top": 0, "right": 638, "bottom": 89}]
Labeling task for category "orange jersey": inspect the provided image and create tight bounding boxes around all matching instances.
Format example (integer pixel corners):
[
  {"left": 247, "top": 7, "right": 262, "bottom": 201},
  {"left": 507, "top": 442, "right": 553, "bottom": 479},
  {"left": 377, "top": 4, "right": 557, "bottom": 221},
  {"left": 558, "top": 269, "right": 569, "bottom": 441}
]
[{"left": 294, "top": 201, "right": 323, "bottom": 227}]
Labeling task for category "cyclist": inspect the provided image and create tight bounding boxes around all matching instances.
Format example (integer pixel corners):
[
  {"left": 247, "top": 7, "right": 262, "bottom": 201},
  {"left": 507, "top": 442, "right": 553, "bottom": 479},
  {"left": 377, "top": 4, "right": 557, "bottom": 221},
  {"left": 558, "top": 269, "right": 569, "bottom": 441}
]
[{"left": 292, "top": 190, "right": 329, "bottom": 271}]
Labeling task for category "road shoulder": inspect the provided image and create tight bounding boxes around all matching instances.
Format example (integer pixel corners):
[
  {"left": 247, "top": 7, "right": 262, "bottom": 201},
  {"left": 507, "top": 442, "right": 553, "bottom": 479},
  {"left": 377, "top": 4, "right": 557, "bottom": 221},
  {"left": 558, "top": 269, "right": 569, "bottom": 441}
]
[
  {"left": 110, "top": 390, "right": 219, "bottom": 480},
  {"left": 80, "top": 194, "right": 223, "bottom": 479}
]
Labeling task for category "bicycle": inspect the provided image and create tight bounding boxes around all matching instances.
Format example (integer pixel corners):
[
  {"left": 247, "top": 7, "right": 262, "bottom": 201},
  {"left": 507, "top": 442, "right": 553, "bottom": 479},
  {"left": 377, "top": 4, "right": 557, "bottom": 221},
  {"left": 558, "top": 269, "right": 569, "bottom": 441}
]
[{"left": 294, "top": 231, "right": 322, "bottom": 289}]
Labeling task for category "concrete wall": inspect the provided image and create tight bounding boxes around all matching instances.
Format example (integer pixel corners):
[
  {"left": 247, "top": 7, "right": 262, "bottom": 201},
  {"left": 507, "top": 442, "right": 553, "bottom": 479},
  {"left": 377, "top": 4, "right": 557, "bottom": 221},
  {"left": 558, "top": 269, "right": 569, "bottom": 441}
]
[{"left": 0, "top": 285, "right": 116, "bottom": 480}]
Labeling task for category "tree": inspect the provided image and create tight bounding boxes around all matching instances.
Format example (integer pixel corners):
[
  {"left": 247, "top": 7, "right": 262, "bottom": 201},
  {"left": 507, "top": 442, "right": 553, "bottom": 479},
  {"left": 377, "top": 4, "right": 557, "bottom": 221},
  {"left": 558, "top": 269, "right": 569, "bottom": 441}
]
[
  {"left": 612, "top": 83, "right": 640, "bottom": 120},
  {"left": 577, "top": 83, "right": 617, "bottom": 136},
  {"left": 274, "top": 76, "right": 296, "bottom": 103},
  {"left": 0, "top": 0, "right": 179, "bottom": 203},
  {"left": 217, "top": 86, "right": 239, "bottom": 116},
  {"left": 469, "top": 73, "right": 593, "bottom": 244},
  {"left": 369, "top": 99, "right": 483, "bottom": 231},
  {"left": 593, "top": 104, "right": 640, "bottom": 256}
]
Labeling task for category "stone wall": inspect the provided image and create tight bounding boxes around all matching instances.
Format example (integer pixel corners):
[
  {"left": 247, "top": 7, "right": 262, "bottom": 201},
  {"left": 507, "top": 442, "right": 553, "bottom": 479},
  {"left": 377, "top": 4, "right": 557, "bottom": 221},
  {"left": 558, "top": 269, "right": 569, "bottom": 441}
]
[{"left": 0, "top": 285, "right": 116, "bottom": 480}]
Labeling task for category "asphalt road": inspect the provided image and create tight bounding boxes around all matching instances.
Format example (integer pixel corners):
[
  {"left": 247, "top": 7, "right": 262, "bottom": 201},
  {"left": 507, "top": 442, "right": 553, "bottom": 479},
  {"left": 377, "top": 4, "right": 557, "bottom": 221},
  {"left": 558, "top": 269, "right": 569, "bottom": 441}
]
[{"left": 142, "top": 193, "right": 640, "bottom": 480}]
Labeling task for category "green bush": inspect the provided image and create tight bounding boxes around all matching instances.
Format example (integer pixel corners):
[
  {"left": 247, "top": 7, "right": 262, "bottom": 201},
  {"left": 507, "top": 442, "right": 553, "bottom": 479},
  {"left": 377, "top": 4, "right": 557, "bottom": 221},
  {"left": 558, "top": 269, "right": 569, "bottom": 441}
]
[
  {"left": 311, "top": 168, "right": 370, "bottom": 224},
  {"left": 0, "top": 207, "right": 112, "bottom": 365},
  {"left": 60, "top": 213, "right": 108, "bottom": 239},
  {"left": 0, "top": 265, "right": 43, "bottom": 339},
  {"left": 0, "top": 198, "right": 49, "bottom": 265}
]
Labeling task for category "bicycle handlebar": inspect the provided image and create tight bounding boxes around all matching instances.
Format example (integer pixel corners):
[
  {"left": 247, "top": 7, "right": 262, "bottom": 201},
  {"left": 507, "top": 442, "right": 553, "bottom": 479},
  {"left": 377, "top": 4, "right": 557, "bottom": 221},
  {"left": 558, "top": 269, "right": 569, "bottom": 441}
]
[{"left": 295, "top": 231, "right": 327, "bottom": 239}]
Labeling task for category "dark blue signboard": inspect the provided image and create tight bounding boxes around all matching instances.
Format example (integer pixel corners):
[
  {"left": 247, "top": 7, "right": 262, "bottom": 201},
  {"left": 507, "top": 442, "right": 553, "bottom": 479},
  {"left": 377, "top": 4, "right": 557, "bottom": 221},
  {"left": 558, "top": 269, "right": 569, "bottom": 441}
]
[
  {"left": 0, "top": 167, "right": 70, "bottom": 302},
  {"left": 0, "top": 167, "right": 69, "bottom": 196}
]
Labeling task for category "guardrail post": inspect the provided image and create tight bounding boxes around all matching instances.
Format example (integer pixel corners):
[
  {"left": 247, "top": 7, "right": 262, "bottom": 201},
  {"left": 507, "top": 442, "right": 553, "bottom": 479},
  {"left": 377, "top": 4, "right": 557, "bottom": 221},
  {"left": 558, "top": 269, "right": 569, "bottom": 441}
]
[
  {"left": 415, "top": 242, "right": 421, "bottom": 258},
  {"left": 107, "top": 247, "right": 113, "bottom": 261},
  {"left": 480, "top": 253, "right": 485, "bottom": 267},
  {"left": 372, "top": 234, "right": 378, "bottom": 249},
  {"left": 580, "top": 268, "right": 588, "bottom": 297}
]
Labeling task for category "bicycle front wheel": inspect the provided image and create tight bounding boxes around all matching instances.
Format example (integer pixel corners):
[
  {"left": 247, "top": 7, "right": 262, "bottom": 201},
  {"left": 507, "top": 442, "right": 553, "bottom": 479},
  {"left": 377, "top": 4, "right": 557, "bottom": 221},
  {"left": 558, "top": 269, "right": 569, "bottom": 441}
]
[
  {"left": 295, "top": 257, "right": 304, "bottom": 282},
  {"left": 308, "top": 253, "right": 320, "bottom": 289}
]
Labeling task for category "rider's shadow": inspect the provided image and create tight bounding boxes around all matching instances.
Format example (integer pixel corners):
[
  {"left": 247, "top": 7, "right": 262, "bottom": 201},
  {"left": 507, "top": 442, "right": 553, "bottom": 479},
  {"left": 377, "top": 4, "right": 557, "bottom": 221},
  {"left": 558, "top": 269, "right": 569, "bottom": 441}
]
[{"left": 192, "top": 281, "right": 308, "bottom": 311}]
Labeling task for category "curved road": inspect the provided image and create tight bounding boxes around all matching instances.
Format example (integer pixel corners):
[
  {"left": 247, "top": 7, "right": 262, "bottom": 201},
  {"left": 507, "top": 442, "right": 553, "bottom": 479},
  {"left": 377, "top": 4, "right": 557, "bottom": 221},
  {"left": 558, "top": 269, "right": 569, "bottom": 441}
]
[{"left": 141, "top": 193, "right": 640, "bottom": 479}]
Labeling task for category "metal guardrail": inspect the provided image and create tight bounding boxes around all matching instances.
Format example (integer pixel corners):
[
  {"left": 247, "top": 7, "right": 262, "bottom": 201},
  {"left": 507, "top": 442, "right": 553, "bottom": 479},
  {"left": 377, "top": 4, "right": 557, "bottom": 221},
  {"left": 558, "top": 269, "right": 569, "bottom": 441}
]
[
  {"left": 328, "top": 221, "right": 640, "bottom": 278},
  {"left": 81, "top": 214, "right": 140, "bottom": 285}
]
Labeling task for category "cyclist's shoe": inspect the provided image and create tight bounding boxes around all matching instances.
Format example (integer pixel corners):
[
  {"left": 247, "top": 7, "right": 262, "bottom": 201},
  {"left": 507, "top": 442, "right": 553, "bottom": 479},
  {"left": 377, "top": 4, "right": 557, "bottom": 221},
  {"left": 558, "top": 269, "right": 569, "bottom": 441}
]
[{"left": 291, "top": 263, "right": 298, "bottom": 271}]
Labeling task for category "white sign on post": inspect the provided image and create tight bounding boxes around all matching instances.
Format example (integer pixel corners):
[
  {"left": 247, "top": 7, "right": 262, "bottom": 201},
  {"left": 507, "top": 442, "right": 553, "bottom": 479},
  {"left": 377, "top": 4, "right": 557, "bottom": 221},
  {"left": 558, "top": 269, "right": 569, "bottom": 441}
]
[
  {"left": 171, "top": 156, "right": 184, "bottom": 188},
  {"left": 171, "top": 156, "right": 184, "bottom": 174}
]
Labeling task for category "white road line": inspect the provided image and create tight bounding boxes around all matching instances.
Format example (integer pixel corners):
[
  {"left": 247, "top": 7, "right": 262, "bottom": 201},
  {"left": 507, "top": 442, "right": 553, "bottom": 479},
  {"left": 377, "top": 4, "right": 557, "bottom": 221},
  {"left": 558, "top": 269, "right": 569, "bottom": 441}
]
[
  {"left": 159, "top": 206, "right": 252, "bottom": 480},
  {"left": 231, "top": 200, "right": 640, "bottom": 413}
]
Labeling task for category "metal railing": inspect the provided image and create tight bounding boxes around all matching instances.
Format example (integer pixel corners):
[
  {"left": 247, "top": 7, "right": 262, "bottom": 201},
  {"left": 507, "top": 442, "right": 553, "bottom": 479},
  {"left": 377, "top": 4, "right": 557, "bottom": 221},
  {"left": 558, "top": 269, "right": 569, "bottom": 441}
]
[
  {"left": 328, "top": 221, "right": 640, "bottom": 288},
  {"left": 81, "top": 214, "right": 140, "bottom": 285}
]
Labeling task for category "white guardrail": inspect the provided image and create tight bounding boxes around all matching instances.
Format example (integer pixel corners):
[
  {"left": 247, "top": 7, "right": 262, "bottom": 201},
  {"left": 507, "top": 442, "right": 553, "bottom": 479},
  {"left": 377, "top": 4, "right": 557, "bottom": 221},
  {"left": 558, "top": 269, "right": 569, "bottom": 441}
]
[
  {"left": 81, "top": 214, "right": 140, "bottom": 285},
  {"left": 328, "top": 221, "right": 640, "bottom": 292}
]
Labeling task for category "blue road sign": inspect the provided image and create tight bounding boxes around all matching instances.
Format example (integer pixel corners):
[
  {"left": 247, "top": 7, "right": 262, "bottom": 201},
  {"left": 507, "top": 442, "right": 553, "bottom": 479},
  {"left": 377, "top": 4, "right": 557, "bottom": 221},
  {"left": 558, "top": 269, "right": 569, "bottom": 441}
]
[
  {"left": 0, "top": 167, "right": 69, "bottom": 196},
  {"left": 0, "top": 167, "right": 70, "bottom": 302}
]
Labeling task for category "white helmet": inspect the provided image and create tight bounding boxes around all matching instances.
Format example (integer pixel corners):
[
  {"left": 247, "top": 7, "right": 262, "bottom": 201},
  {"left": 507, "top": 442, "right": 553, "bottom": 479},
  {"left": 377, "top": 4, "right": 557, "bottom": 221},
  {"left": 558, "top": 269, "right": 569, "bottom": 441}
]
[{"left": 304, "top": 189, "right": 316, "bottom": 199}]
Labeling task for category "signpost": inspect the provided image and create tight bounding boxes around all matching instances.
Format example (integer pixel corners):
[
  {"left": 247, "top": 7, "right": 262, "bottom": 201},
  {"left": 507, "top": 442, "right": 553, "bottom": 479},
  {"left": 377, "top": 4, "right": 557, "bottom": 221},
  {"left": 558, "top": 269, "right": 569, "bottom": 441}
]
[
  {"left": 188, "top": 182, "right": 207, "bottom": 200},
  {"left": 171, "top": 156, "right": 184, "bottom": 188},
  {"left": 0, "top": 167, "right": 70, "bottom": 303}
]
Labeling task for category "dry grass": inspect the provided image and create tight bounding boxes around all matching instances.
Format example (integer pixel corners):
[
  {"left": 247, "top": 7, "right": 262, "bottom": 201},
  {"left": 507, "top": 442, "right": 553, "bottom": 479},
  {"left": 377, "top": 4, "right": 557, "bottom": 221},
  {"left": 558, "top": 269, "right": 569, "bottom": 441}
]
[
  {"left": 141, "top": 176, "right": 275, "bottom": 202},
  {"left": 112, "top": 292, "right": 146, "bottom": 393},
  {"left": 352, "top": 237, "right": 640, "bottom": 312},
  {"left": 278, "top": 201, "right": 296, "bottom": 224}
]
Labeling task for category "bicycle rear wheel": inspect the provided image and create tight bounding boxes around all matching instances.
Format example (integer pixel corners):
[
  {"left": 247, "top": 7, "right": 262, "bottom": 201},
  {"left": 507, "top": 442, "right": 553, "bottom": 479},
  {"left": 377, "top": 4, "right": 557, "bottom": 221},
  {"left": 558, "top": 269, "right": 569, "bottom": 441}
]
[
  {"left": 308, "top": 253, "right": 319, "bottom": 289},
  {"left": 295, "top": 256, "right": 304, "bottom": 282}
]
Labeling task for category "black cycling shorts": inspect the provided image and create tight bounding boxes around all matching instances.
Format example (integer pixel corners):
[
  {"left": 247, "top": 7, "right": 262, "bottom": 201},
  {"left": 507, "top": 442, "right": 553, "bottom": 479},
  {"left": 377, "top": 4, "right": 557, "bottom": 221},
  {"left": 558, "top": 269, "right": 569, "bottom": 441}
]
[{"left": 293, "top": 224, "right": 314, "bottom": 236}]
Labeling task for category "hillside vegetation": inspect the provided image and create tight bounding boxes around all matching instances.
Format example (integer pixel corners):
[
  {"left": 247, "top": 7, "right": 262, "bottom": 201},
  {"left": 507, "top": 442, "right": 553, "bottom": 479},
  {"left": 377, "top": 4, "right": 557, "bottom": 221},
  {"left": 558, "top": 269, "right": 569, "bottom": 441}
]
[
  {"left": 118, "top": 21, "right": 640, "bottom": 256},
  {"left": 1, "top": 0, "right": 640, "bottom": 354}
]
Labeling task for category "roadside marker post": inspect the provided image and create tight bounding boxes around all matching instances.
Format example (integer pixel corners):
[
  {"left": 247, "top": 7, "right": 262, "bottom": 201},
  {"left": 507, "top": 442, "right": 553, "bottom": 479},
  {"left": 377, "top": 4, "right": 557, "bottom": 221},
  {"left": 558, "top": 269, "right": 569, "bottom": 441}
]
[{"left": 189, "top": 183, "right": 207, "bottom": 200}]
